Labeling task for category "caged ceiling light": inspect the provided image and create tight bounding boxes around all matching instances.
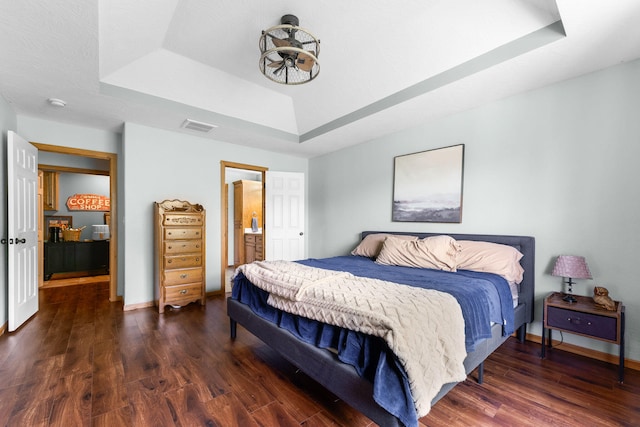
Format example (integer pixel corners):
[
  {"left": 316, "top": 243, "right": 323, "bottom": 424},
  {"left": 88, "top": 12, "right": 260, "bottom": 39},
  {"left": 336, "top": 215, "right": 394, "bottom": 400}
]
[{"left": 259, "top": 14, "right": 320, "bottom": 85}]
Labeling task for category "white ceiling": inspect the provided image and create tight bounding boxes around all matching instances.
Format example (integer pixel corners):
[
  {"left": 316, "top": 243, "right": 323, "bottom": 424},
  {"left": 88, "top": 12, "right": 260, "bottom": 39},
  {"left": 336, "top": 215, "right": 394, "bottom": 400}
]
[{"left": 1, "top": 0, "right": 639, "bottom": 158}]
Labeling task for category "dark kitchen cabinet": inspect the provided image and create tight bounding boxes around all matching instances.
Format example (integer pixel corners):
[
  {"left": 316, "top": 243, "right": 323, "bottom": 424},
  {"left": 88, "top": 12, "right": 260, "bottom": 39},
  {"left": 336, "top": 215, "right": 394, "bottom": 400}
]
[{"left": 44, "top": 240, "right": 109, "bottom": 280}]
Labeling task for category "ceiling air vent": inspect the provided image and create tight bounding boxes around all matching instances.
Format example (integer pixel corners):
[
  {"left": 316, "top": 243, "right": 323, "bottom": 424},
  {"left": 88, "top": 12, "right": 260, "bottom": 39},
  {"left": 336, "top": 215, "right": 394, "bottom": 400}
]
[{"left": 181, "top": 119, "right": 218, "bottom": 133}]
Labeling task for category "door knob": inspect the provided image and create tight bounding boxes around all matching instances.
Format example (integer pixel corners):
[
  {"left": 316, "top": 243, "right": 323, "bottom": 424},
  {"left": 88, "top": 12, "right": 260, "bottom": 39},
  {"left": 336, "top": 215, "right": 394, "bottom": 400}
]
[
  {"left": 1, "top": 239, "right": 6, "bottom": 245},
  {"left": 299, "top": 232, "right": 304, "bottom": 236}
]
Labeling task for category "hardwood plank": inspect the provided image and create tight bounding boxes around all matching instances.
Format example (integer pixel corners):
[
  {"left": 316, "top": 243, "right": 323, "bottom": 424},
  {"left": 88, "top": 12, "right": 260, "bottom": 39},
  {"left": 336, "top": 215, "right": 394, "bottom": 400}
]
[
  {"left": 163, "top": 383, "right": 219, "bottom": 426},
  {"left": 0, "top": 385, "right": 20, "bottom": 423},
  {"left": 91, "top": 405, "right": 133, "bottom": 427},
  {"left": 203, "top": 392, "right": 260, "bottom": 427},
  {"left": 91, "top": 377, "right": 128, "bottom": 418},
  {"left": 126, "top": 376, "right": 177, "bottom": 426},
  {"left": 60, "top": 323, "right": 95, "bottom": 376},
  {"left": 48, "top": 371, "right": 93, "bottom": 426},
  {"left": 251, "top": 401, "right": 301, "bottom": 427},
  {"left": 12, "top": 355, "right": 64, "bottom": 413},
  {"left": 6, "top": 398, "right": 54, "bottom": 427}
]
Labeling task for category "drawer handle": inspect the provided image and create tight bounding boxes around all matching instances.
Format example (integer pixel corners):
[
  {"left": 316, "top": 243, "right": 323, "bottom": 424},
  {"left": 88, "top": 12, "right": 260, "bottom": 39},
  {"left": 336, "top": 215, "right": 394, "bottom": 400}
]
[
  {"left": 567, "top": 317, "right": 592, "bottom": 326},
  {"left": 180, "top": 289, "right": 188, "bottom": 295},
  {"left": 168, "top": 246, "right": 172, "bottom": 250},
  {"left": 180, "top": 274, "right": 187, "bottom": 279},
  {"left": 168, "top": 260, "right": 172, "bottom": 264},
  {"left": 195, "top": 258, "right": 199, "bottom": 262}
]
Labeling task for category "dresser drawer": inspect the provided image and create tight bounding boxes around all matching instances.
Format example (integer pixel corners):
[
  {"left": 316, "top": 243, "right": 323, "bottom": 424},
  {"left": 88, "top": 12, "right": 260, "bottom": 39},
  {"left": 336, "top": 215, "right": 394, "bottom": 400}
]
[
  {"left": 244, "top": 234, "right": 263, "bottom": 243},
  {"left": 164, "top": 254, "right": 202, "bottom": 269},
  {"left": 546, "top": 306, "right": 617, "bottom": 341},
  {"left": 164, "top": 267, "right": 203, "bottom": 285},
  {"left": 165, "top": 282, "right": 203, "bottom": 302},
  {"left": 163, "top": 213, "right": 204, "bottom": 227},
  {"left": 164, "top": 240, "right": 202, "bottom": 254},
  {"left": 165, "top": 228, "right": 202, "bottom": 240}
]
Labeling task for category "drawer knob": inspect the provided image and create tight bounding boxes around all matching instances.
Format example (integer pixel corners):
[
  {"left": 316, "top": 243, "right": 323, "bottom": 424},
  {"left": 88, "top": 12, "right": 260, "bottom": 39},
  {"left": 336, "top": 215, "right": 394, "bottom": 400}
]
[
  {"left": 168, "top": 260, "right": 172, "bottom": 264},
  {"left": 180, "top": 289, "right": 188, "bottom": 295},
  {"left": 180, "top": 274, "right": 187, "bottom": 279}
]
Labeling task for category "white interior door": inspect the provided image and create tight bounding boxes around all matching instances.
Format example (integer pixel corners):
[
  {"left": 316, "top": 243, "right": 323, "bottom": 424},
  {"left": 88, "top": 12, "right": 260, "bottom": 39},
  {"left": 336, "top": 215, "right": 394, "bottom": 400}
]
[
  {"left": 7, "top": 131, "right": 39, "bottom": 331},
  {"left": 265, "top": 171, "right": 305, "bottom": 261}
]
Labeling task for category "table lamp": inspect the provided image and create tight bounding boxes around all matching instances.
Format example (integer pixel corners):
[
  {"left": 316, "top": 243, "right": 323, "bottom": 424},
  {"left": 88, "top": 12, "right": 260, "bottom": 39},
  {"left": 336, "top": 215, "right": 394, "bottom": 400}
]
[{"left": 551, "top": 255, "right": 592, "bottom": 303}]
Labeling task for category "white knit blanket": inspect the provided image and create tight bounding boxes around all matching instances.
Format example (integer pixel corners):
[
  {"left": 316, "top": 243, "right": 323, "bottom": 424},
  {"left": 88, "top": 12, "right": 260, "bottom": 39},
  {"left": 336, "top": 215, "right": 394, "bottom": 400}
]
[{"left": 237, "top": 260, "right": 467, "bottom": 417}]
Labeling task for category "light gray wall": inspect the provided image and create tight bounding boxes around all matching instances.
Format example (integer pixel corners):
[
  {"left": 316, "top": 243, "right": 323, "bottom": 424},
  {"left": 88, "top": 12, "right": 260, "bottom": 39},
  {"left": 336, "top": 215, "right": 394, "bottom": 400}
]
[
  {"left": 122, "top": 122, "right": 308, "bottom": 306},
  {"left": 308, "top": 58, "right": 640, "bottom": 361},
  {"left": 0, "top": 95, "right": 18, "bottom": 328}
]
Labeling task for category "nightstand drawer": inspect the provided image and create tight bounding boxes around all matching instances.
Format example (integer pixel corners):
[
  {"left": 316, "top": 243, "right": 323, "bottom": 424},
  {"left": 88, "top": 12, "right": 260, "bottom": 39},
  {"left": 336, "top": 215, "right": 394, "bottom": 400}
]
[{"left": 546, "top": 306, "right": 617, "bottom": 341}]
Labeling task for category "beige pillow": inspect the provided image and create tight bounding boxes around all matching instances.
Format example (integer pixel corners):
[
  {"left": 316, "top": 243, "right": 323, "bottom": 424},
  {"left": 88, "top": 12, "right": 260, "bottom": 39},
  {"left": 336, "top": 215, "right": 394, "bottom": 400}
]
[
  {"left": 351, "top": 233, "right": 418, "bottom": 258},
  {"left": 457, "top": 240, "right": 524, "bottom": 283},
  {"left": 375, "top": 235, "right": 460, "bottom": 271}
]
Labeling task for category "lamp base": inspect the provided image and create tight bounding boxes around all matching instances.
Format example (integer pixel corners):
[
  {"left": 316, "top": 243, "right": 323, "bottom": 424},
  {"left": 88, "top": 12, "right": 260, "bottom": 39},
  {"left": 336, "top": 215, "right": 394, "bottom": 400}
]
[{"left": 563, "top": 294, "right": 577, "bottom": 303}]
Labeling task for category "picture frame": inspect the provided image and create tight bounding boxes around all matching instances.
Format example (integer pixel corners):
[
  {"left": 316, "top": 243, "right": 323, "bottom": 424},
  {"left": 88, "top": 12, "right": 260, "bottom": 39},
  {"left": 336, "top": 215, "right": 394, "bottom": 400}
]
[
  {"left": 392, "top": 144, "right": 464, "bottom": 223},
  {"left": 45, "top": 215, "right": 73, "bottom": 240}
]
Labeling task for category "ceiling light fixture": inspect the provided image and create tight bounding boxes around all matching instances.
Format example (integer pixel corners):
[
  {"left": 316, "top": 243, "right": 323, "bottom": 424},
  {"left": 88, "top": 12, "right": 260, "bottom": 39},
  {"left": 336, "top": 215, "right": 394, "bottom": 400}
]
[
  {"left": 48, "top": 98, "right": 66, "bottom": 107},
  {"left": 259, "top": 14, "right": 320, "bottom": 85}
]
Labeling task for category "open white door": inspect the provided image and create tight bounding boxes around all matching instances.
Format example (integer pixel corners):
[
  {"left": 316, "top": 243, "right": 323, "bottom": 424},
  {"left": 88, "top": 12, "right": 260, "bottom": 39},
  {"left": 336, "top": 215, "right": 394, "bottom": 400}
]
[
  {"left": 7, "top": 131, "right": 39, "bottom": 331},
  {"left": 265, "top": 171, "right": 305, "bottom": 261}
]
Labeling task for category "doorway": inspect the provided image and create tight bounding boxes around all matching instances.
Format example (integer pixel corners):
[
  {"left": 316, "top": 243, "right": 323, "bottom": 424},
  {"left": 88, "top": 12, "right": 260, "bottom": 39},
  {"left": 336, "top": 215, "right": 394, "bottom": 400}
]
[
  {"left": 32, "top": 142, "right": 118, "bottom": 302},
  {"left": 220, "top": 161, "right": 267, "bottom": 293}
]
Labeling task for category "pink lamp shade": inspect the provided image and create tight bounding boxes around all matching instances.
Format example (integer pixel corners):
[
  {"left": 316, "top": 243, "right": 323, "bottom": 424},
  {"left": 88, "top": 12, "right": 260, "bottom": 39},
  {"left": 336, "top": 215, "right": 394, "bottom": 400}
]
[{"left": 551, "top": 255, "right": 592, "bottom": 279}]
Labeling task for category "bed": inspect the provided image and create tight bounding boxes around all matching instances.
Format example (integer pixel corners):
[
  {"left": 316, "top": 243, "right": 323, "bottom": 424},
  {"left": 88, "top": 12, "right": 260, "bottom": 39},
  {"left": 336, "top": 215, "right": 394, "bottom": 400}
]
[{"left": 227, "top": 231, "right": 535, "bottom": 427}]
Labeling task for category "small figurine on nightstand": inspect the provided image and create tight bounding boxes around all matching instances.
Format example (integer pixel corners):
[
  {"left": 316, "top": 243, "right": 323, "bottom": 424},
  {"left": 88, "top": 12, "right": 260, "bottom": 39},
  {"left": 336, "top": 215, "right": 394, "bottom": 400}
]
[{"left": 593, "top": 286, "right": 616, "bottom": 311}]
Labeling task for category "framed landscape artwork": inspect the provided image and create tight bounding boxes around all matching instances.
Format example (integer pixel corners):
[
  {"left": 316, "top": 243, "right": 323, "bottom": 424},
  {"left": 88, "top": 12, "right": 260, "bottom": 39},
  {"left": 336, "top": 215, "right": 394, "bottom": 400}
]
[{"left": 392, "top": 144, "right": 465, "bottom": 223}]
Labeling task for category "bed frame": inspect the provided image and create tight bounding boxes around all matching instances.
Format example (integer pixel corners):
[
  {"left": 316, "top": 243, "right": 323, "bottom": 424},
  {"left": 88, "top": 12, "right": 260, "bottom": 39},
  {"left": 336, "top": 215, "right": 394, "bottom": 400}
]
[{"left": 227, "top": 232, "right": 535, "bottom": 426}]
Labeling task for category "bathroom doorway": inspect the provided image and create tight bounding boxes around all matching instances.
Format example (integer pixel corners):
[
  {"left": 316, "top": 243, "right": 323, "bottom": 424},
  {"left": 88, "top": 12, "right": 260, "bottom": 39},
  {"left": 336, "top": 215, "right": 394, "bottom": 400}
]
[{"left": 219, "top": 161, "right": 267, "bottom": 293}]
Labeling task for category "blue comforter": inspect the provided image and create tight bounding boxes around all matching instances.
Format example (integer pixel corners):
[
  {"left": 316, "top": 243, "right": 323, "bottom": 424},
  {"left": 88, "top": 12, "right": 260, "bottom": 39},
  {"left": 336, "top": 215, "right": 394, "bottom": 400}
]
[{"left": 231, "top": 256, "right": 514, "bottom": 427}]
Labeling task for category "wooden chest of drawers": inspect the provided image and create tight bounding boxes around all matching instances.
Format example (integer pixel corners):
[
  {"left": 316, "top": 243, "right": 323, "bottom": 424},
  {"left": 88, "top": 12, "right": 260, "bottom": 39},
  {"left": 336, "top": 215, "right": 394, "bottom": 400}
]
[
  {"left": 244, "top": 233, "right": 263, "bottom": 263},
  {"left": 154, "top": 200, "right": 206, "bottom": 313}
]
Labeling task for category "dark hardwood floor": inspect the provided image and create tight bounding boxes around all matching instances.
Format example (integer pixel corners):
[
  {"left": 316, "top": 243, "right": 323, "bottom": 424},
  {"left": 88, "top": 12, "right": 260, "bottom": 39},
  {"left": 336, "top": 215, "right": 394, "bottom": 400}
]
[{"left": 0, "top": 282, "right": 638, "bottom": 426}]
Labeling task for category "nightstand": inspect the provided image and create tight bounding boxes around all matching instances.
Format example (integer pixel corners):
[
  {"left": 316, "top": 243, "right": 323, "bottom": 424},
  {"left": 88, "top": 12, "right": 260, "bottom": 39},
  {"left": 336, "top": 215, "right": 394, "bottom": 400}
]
[{"left": 541, "top": 292, "right": 625, "bottom": 382}]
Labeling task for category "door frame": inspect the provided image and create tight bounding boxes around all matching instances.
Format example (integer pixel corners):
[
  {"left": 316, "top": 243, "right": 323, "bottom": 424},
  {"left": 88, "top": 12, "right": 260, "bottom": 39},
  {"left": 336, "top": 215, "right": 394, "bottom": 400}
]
[
  {"left": 220, "top": 161, "right": 267, "bottom": 293},
  {"left": 32, "top": 142, "right": 119, "bottom": 302}
]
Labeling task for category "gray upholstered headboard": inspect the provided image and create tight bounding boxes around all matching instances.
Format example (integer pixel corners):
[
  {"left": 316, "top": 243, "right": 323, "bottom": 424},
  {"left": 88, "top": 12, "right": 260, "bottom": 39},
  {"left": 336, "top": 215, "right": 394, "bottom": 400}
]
[{"left": 361, "top": 231, "right": 536, "bottom": 325}]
